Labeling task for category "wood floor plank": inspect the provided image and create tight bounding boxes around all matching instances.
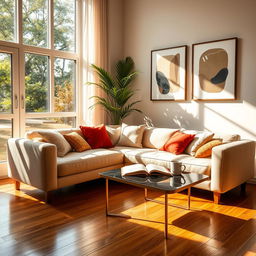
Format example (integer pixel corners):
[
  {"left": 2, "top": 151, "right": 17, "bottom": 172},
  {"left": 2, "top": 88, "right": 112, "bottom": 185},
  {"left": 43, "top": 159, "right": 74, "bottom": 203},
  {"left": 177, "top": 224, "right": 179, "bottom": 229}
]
[{"left": 1, "top": 178, "right": 256, "bottom": 255}]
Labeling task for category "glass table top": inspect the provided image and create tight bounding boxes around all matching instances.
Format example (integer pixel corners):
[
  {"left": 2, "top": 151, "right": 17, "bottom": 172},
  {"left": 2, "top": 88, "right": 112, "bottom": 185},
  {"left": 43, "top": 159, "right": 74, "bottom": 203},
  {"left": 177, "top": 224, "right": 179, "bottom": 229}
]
[{"left": 100, "top": 169, "right": 209, "bottom": 192}]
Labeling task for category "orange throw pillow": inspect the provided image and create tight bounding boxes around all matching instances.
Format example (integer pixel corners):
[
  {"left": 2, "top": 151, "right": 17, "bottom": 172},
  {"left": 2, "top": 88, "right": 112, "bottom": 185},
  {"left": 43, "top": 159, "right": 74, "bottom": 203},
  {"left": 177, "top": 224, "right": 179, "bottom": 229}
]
[
  {"left": 63, "top": 132, "right": 91, "bottom": 152},
  {"left": 195, "top": 139, "right": 222, "bottom": 158},
  {"left": 80, "top": 125, "right": 113, "bottom": 149},
  {"left": 160, "top": 131, "right": 195, "bottom": 155}
]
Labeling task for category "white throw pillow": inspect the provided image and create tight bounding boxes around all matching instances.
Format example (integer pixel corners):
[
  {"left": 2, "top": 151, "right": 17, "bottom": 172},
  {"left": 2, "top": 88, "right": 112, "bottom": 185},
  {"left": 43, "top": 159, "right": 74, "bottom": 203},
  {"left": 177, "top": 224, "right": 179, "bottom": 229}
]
[
  {"left": 37, "top": 130, "right": 72, "bottom": 157},
  {"left": 183, "top": 130, "right": 214, "bottom": 156},
  {"left": 117, "top": 124, "right": 145, "bottom": 148}
]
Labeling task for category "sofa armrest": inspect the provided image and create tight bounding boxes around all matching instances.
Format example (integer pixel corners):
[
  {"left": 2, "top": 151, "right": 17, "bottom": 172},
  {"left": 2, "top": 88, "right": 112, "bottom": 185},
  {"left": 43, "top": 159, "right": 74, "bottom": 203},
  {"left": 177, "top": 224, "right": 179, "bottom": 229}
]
[
  {"left": 211, "top": 140, "right": 255, "bottom": 193},
  {"left": 7, "top": 138, "right": 58, "bottom": 192}
]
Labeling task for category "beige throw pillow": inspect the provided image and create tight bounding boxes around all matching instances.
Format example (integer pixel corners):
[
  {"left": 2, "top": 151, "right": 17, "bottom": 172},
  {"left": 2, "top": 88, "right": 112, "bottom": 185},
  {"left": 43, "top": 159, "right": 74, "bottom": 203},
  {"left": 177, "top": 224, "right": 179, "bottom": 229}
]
[
  {"left": 183, "top": 130, "right": 214, "bottom": 156},
  {"left": 117, "top": 124, "right": 145, "bottom": 148},
  {"left": 37, "top": 130, "right": 72, "bottom": 157},
  {"left": 63, "top": 132, "right": 91, "bottom": 152},
  {"left": 105, "top": 125, "right": 121, "bottom": 145}
]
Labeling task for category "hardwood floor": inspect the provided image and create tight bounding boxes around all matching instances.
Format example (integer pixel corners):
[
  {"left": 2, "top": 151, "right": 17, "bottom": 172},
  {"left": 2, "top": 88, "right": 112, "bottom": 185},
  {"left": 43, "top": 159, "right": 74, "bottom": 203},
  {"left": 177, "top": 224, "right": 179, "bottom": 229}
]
[{"left": 1, "top": 179, "right": 256, "bottom": 256}]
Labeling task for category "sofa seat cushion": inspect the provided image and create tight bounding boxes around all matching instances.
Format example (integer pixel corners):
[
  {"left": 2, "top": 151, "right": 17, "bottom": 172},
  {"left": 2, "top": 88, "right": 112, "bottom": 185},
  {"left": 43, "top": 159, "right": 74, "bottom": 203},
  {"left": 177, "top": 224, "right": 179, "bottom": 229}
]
[
  {"left": 113, "top": 146, "right": 211, "bottom": 176},
  {"left": 57, "top": 149, "right": 124, "bottom": 177}
]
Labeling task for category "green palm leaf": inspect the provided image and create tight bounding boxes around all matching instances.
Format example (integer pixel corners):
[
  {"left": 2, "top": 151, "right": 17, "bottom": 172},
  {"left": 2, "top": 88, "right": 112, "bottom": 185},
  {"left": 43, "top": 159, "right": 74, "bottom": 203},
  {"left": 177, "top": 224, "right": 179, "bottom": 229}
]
[
  {"left": 91, "top": 64, "right": 116, "bottom": 90},
  {"left": 87, "top": 57, "right": 143, "bottom": 124}
]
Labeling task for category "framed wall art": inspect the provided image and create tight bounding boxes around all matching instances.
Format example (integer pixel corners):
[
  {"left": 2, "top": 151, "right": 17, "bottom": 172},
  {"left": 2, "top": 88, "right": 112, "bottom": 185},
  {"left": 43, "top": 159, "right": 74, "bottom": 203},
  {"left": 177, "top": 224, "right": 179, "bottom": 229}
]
[
  {"left": 151, "top": 45, "right": 187, "bottom": 101},
  {"left": 192, "top": 37, "right": 237, "bottom": 101}
]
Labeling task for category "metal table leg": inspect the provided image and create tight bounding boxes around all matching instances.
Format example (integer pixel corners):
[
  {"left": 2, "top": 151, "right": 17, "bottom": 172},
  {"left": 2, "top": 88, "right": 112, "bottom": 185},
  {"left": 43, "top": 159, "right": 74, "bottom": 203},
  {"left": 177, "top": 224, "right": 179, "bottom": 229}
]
[
  {"left": 105, "top": 178, "right": 131, "bottom": 218},
  {"left": 164, "top": 192, "right": 168, "bottom": 239},
  {"left": 105, "top": 180, "right": 190, "bottom": 239},
  {"left": 187, "top": 187, "right": 191, "bottom": 210},
  {"left": 106, "top": 178, "right": 109, "bottom": 215},
  {"left": 144, "top": 188, "right": 148, "bottom": 200}
]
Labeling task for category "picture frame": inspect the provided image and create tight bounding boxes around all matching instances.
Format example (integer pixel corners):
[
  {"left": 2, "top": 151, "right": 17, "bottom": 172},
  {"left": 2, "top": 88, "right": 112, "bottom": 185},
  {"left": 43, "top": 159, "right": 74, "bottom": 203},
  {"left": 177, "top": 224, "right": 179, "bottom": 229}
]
[
  {"left": 192, "top": 37, "right": 237, "bottom": 101},
  {"left": 151, "top": 45, "right": 187, "bottom": 101}
]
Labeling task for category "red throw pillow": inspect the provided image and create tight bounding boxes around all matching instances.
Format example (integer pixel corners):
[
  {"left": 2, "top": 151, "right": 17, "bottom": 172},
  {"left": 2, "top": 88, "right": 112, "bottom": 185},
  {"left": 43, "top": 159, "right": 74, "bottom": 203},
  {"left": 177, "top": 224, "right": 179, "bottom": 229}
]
[
  {"left": 79, "top": 125, "right": 113, "bottom": 149},
  {"left": 160, "top": 131, "right": 195, "bottom": 155}
]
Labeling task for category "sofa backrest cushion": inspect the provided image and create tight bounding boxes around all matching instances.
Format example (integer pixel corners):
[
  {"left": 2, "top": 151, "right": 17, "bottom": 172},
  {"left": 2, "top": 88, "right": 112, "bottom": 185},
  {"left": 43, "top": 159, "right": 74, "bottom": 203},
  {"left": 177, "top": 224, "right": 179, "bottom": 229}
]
[
  {"left": 142, "top": 127, "right": 179, "bottom": 149},
  {"left": 213, "top": 133, "right": 240, "bottom": 143},
  {"left": 117, "top": 123, "right": 145, "bottom": 148}
]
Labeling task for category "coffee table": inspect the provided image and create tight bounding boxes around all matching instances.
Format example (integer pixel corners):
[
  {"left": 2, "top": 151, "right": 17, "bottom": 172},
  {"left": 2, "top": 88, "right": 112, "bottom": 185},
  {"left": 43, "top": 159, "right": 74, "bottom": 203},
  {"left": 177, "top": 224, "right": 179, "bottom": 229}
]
[{"left": 100, "top": 169, "right": 209, "bottom": 239}]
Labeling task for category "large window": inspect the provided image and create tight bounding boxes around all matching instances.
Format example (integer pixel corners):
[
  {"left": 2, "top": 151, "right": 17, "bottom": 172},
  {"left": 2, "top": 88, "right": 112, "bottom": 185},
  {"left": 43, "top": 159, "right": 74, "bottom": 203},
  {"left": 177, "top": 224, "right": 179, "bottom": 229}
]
[{"left": 0, "top": 0, "right": 80, "bottom": 163}]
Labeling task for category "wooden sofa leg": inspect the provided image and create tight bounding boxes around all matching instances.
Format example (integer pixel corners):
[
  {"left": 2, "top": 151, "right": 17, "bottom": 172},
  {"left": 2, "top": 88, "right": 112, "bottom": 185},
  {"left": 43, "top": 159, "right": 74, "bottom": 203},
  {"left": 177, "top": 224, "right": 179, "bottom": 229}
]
[
  {"left": 241, "top": 182, "right": 246, "bottom": 194},
  {"left": 213, "top": 192, "right": 221, "bottom": 204},
  {"left": 45, "top": 191, "right": 53, "bottom": 204},
  {"left": 15, "top": 180, "right": 21, "bottom": 190}
]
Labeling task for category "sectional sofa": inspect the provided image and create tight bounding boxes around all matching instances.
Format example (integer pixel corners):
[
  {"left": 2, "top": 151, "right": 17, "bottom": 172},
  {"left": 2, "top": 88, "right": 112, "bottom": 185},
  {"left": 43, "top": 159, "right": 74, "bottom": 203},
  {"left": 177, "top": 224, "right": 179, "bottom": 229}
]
[{"left": 7, "top": 125, "right": 255, "bottom": 204}]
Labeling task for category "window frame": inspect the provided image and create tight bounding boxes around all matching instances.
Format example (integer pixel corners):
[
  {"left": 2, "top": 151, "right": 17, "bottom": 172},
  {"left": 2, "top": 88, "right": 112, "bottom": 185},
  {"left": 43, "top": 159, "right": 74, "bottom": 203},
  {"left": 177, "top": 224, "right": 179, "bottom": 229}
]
[{"left": 0, "top": 0, "right": 82, "bottom": 136}]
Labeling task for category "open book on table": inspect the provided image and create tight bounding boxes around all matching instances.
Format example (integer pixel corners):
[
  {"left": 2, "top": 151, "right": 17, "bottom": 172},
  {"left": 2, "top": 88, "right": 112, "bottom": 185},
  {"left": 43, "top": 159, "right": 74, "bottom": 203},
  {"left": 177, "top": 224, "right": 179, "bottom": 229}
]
[{"left": 121, "top": 164, "right": 172, "bottom": 177}]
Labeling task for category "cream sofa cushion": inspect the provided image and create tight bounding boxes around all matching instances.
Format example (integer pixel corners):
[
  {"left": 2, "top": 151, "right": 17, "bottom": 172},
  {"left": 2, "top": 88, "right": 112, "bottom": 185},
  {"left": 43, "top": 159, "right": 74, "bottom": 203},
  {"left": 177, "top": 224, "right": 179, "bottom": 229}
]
[
  {"left": 57, "top": 148, "right": 124, "bottom": 177},
  {"left": 142, "top": 127, "right": 179, "bottom": 149},
  {"left": 117, "top": 124, "right": 145, "bottom": 148},
  {"left": 213, "top": 133, "right": 240, "bottom": 143},
  {"left": 114, "top": 146, "right": 211, "bottom": 176}
]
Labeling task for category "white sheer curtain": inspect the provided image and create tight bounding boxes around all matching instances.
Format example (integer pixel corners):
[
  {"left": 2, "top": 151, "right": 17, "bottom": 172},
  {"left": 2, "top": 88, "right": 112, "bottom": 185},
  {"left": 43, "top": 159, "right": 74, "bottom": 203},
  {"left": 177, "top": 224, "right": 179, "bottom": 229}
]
[{"left": 82, "top": 0, "right": 108, "bottom": 125}]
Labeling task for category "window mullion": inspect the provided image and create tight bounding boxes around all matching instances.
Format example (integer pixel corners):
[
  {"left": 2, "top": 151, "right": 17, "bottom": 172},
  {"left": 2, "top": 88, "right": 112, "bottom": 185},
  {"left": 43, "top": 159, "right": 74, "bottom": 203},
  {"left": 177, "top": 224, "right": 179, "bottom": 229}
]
[
  {"left": 50, "top": 0, "right": 55, "bottom": 114},
  {"left": 76, "top": 0, "right": 82, "bottom": 126},
  {"left": 50, "top": 55, "right": 55, "bottom": 114},
  {"left": 17, "top": 0, "right": 23, "bottom": 44},
  {"left": 49, "top": 0, "right": 54, "bottom": 50}
]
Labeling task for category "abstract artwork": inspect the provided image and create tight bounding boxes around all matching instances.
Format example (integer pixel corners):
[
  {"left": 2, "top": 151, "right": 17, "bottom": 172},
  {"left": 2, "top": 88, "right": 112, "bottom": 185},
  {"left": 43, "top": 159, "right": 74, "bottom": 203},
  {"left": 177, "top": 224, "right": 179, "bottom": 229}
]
[
  {"left": 151, "top": 45, "right": 187, "bottom": 101},
  {"left": 192, "top": 38, "right": 237, "bottom": 100}
]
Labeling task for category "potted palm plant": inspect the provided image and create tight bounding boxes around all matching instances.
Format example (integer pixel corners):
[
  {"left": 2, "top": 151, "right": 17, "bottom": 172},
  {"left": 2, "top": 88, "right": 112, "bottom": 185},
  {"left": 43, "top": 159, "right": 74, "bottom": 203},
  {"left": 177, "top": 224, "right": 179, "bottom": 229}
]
[{"left": 88, "top": 57, "right": 142, "bottom": 125}]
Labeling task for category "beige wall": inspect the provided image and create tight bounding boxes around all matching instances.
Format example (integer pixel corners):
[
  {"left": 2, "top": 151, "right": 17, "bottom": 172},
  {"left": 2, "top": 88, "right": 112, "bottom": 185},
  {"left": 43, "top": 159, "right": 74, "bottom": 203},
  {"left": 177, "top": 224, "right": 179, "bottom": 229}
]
[
  {"left": 123, "top": 0, "right": 256, "bottom": 142},
  {"left": 108, "top": 0, "right": 124, "bottom": 73}
]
